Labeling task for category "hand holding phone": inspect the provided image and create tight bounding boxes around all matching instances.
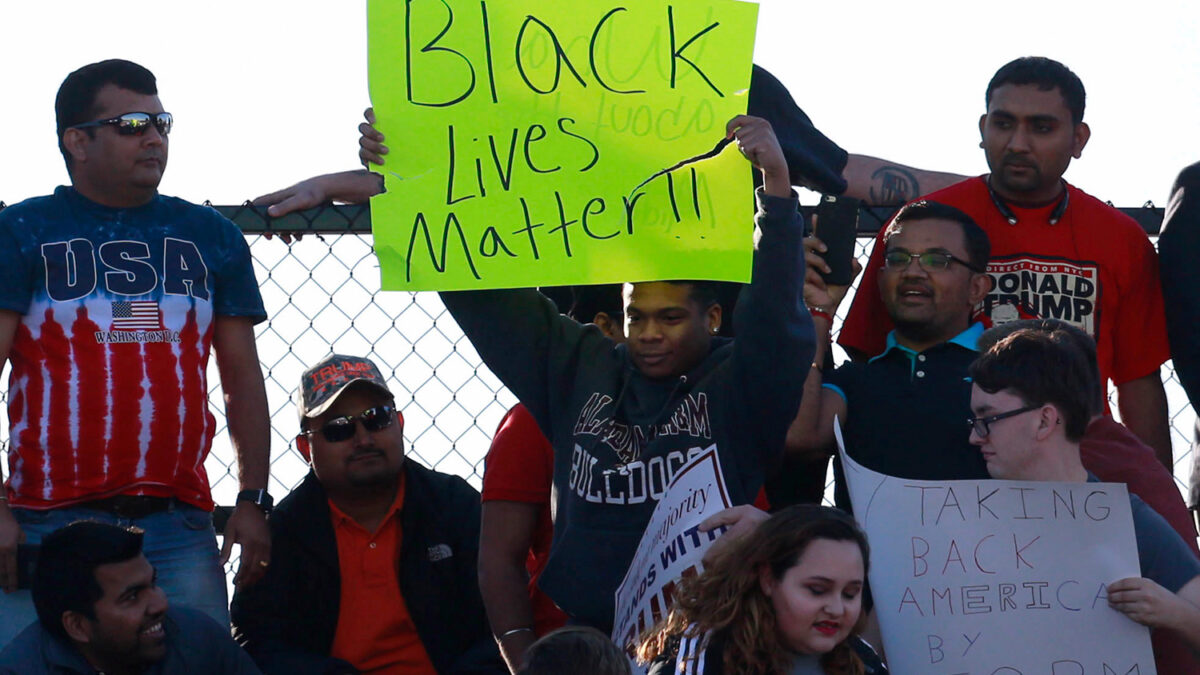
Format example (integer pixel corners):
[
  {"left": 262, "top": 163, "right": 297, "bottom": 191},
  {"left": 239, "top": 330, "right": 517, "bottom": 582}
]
[{"left": 814, "top": 195, "right": 860, "bottom": 286}]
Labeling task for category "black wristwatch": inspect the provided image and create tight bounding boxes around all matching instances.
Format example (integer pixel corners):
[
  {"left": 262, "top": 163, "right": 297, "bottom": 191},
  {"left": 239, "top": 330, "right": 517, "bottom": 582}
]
[{"left": 236, "top": 489, "right": 274, "bottom": 516}]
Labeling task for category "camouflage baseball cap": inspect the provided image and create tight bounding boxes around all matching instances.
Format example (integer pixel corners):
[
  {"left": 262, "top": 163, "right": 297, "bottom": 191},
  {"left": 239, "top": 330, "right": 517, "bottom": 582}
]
[{"left": 296, "top": 354, "right": 392, "bottom": 422}]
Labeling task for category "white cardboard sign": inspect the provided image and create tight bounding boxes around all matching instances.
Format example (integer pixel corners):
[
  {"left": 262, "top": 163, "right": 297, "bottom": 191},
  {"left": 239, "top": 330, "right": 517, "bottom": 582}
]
[
  {"left": 836, "top": 423, "right": 1155, "bottom": 674},
  {"left": 612, "top": 447, "right": 733, "bottom": 657}
]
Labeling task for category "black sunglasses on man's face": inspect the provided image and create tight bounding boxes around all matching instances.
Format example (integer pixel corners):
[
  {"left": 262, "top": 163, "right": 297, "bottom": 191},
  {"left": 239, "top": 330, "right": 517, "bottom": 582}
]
[
  {"left": 72, "top": 112, "right": 173, "bottom": 137},
  {"left": 306, "top": 405, "right": 400, "bottom": 444}
]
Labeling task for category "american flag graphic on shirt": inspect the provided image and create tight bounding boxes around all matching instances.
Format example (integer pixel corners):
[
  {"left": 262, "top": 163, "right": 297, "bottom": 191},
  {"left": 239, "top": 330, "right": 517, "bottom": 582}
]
[{"left": 111, "top": 300, "right": 162, "bottom": 330}]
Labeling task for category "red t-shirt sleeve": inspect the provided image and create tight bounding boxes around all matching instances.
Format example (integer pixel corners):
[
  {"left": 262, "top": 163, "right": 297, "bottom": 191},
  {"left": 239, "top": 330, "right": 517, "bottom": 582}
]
[
  {"left": 1108, "top": 228, "right": 1171, "bottom": 384},
  {"left": 837, "top": 228, "right": 893, "bottom": 358},
  {"left": 481, "top": 404, "right": 554, "bottom": 504}
]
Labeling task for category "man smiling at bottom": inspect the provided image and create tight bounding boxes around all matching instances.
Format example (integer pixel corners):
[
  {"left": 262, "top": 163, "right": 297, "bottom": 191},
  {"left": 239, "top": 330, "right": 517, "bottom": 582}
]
[{"left": 0, "top": 521, "right": 260, "bottom": 674}]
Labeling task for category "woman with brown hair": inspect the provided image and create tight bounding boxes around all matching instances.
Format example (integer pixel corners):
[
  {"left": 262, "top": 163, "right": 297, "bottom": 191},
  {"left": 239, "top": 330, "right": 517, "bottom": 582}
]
[{"left": 637, "top": 505, "right": 885, "bottom": 675}]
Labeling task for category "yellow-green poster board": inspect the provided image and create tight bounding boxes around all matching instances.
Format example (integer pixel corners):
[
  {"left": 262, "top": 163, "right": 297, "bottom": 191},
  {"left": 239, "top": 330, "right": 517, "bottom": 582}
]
[{"left": 367, "top": 0, "right": 759, "bottom": 290}]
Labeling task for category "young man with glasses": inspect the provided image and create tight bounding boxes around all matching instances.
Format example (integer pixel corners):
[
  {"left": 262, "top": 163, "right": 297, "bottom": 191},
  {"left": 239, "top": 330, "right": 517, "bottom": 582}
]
[
  {"left": 230, "top": 355, "right": 504, "bottom": 675},
  {"left": 976, "top": 319, "right": 1198, "bottom": 556},
  {"left": 969, "top": 324, "right": 1200, "bottom": 669},
  {"left": 839, "top": 56, "right": 1173, "bottom": 471},
  {"left": 787, "top": 200, "right": 993, "bottom": 511},
  {"left": 0, "top": 59, "right": 271, "bottom": 645}
]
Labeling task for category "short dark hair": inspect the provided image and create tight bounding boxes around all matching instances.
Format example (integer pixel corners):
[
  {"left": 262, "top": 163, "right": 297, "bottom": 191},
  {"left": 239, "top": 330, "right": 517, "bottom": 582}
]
[
  {"left": 884, "top": 200, "right": 991, "bottom": 272},
  {"left": 986, "top": 56, "right": 1086, "bottom": 125},
  {"left": 663, "top": 281, "right": 720, "bottom": 309},
  {"left": 33, "top": 521, "right": 145, "bottom": 640},
  {"left": 55, "top": 59, "right": 158, "bottom": 171},
  {"left": 969, "top": 322, "right": 1097, "bottom": 441},
  {"left": 537, "top": 286, "right": 574, "bottom": 315},
  {"left": 977, "top": 319, "right": 1104, "bottom": 417},
  {"left": 520, "top": 626, "right": 632, "bottom": 675},
  {"left": 569, "top": 284, "right": 624, "bottom": 322}
]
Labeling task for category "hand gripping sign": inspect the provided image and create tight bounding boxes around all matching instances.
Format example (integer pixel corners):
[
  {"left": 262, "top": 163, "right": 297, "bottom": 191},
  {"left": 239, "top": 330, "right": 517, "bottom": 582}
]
[
  {"left": 836, "top": 423, "right": 1155, "bottom": 675},
  {"left": 367, "top": 0, "right": 759, "bottom": 290}
]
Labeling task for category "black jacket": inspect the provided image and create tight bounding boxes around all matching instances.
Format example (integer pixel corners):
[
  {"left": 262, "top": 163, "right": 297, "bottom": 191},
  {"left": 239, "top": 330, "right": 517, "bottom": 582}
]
[
  {"left": 1162, "top": 163, "right": 1200, "bottom": 414},
  {"left": 1162, "top": 162, "right": 1200, "bottom": 507},
  {"left": 230, "top": 463, "right": 505, "bottom": 675}
]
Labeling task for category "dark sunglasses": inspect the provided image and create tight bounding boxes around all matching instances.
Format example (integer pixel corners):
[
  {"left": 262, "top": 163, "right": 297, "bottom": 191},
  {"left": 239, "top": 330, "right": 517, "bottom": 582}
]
[
  {"left": 884, "top": 250, "right": 982, "bottom": 273},
  {"left": 967, "top": 403, "right": 1041, "bottom": 437},
  {"left": 72, "top": 112, "right": 173, "bottom": 137},
  {"left": 308, "top": 405, "right": 399, "bottom": 443}
]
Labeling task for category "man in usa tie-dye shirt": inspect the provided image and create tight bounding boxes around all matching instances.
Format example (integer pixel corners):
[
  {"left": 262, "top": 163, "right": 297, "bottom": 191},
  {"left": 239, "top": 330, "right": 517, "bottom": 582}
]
[{"left": 0, "top": 59, "right": 273, "bottom": 646}]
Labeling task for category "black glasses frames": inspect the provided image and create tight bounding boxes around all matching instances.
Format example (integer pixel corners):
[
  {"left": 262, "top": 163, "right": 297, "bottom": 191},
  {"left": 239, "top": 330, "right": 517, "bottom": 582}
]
[
  {"left": 71, "top": 112, "right": 173, "bottom": 137},
  {"left": 883, "top": 250, "right": 983, "bottom": 273},
  {"left": 967, "top": 403, "right": 1043, "bottom": 437}
]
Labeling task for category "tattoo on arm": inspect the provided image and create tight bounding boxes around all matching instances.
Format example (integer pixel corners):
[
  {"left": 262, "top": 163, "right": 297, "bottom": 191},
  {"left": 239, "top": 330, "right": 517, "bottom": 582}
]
[{"left": 869, "top": 166, "right": 921, "bottom": 205}]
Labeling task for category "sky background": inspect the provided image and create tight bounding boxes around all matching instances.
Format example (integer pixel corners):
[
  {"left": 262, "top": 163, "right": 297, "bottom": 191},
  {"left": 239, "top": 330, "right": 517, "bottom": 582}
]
[{"left": 0, "top": 0, "right": 1197, "bottom": 207}]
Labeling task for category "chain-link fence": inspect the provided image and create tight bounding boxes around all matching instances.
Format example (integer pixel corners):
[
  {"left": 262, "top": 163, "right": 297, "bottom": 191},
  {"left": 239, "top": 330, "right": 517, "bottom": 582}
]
[
  {"left": 214, "top": 200, "right": 1196, "bottom": 501},
  {"left": 0, "top": 200, "right": 1195, "bottom": 581}
]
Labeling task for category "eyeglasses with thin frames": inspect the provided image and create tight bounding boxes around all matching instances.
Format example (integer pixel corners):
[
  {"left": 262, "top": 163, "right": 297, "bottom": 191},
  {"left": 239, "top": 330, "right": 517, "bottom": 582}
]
[
  {"left": 305, "top": 405, "right": 400, "bottom": 443},
  {"left": 967, "top": 404, "right": 1042, "bottom": 437},
  {"left": 71, "top": 112, "right": 173, "bottom": 137},
  {"left": 884, "top": 249, "right": 983, "bottom": 273}
]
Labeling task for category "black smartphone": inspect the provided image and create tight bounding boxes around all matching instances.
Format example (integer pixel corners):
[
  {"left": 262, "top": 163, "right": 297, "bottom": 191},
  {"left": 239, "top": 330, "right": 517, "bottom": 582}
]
[
  {"left": 16, "top": 543, "right": 38, "bottom": 590},
  {"left": 814, "top": 194, "right": 860, "bottom": 286}
]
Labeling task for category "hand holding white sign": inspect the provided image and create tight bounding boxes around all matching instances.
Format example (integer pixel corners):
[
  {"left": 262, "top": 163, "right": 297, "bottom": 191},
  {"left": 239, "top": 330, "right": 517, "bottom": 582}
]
[{"left": 836, "top": 421, "right": 1155, "bottom": 674}]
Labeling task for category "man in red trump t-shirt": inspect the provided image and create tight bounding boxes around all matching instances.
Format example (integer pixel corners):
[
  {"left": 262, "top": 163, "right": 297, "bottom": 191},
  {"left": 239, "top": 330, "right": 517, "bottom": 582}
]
[{"left": 840, "top": 56, "right": 1172, "bottom": 469}]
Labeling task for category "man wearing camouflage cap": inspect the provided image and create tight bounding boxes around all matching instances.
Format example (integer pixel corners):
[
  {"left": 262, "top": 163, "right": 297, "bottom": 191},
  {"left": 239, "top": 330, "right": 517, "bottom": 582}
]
[{"left": 231, "top": 355, "right": 504, "bottom": 674}]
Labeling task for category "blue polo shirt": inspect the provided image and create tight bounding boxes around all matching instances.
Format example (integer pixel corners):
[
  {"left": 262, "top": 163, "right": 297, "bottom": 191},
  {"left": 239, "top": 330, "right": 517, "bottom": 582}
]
[{"left": 828, "top": 323, "right": 990, "bottom": 511}]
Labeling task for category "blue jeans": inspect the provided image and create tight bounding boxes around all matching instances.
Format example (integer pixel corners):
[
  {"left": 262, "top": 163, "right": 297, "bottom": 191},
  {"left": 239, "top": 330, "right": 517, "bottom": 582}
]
[{"left": 0, "top": 502, "right": 229, "bottom": 648}]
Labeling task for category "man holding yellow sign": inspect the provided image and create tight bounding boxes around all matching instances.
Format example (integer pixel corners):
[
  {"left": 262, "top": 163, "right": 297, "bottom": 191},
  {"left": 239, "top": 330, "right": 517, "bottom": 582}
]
[
  {"left": 439, "top": 112, "right": 811, "bottom": 631},
  {"left": 260, "top": 111, "right": 812, "bottom": 633}
]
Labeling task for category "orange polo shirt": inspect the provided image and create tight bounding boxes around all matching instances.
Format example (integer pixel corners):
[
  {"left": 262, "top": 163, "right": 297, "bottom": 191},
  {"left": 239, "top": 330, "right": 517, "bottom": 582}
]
[{"left": 328, "top": 474, "right": 437, "bottom": 675}]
